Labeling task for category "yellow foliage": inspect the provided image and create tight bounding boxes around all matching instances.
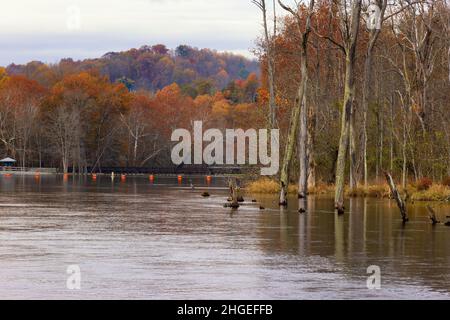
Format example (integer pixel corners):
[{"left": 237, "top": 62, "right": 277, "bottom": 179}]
[
  {"left": 212, "top": 99, "right": 231, "bottom": 117},
  {"left": 0, "top": 67, "right": 7, "bottom": 84}
]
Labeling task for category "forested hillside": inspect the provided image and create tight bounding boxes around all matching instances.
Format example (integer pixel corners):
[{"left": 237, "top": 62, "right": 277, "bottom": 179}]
[
  {"left": 5, "top": 44, "right": 259, "bottom": 95},
  {"left": 0, "top": 45, "right": 261, "bottom": 172}
]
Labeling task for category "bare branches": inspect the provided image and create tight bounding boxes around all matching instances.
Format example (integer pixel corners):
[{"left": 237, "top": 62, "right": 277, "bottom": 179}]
[
  {"left": 383, "top": 0, "right": 426, "bottom": 22},
  {"left": 277, "top": 0, "right": 297, "bottom": 17},
  {"left": 278, "top": 0, "right": 316, "bottom": 44},
  {"left": 252, "top": 0, "right": 266, "bottom": 11},
  {"left": 313, "top": 31, "right": 346, "bottom": 52}
]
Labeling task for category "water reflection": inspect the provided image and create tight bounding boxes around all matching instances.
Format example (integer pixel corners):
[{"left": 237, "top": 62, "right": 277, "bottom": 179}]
[
  {"left": 0, "top": 176, "right": 449, "bottom": 299},
  {"left": 257, "top": 195, "right": 450, "bottom": 297}
]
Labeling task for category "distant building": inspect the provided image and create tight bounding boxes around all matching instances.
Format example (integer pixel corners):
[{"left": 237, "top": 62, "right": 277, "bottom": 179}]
[{"left": 0, "top": 157, "right": 17, "bottom": 167}]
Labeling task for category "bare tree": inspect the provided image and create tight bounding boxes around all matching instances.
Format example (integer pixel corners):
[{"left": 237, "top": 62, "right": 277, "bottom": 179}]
[
  {"left": 316, "top": 0, "right": 363, "bottom": 213},
  {"left": 361, "top": 0, "right": 388, "bottom": 187},
  {"left": 253, "top": 0, "right": 278, "bottom": 128},
  {"left": 278, "top": 0, "right": 316, "bottom": 205}
]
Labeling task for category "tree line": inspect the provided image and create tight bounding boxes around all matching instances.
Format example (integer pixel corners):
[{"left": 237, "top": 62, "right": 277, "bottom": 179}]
[
  {"left": 0, "top": 65, "right": 260, "bottom": 173},
  {"left": 6, "top": 44, "right": 259, "bottom": 94}
]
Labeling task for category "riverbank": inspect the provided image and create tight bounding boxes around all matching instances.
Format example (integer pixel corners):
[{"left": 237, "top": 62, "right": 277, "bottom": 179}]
[
  {"left": 1, "top": 168, "right": 57, "bottom": 175},
  {"left": 245, "top": 178, "right": 450, "bottom": 202}
]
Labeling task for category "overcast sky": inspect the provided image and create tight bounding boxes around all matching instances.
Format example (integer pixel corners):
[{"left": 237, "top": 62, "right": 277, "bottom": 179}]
[{"left": 0, "top": 0, "right": 267, "bottom": 66}]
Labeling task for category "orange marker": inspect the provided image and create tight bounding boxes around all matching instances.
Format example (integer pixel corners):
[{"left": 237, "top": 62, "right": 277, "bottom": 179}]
[
  {"left": 206, "top": 175, "right": 212, "bottom": 184},
  {"left": 177, "top": 175, "right": 183, "bottom": 184},
  {"left": 92, "top": 174, "right": 97, "bottom": 181},
  {"left": 63, "top": 174, "right": 69, "bottom": 181},
  {"left": 149, "top": 175, "right": 155, "bottom": 182},
  {"left": 4, "top": 173, "right": 12, "bottom": 178},
  {"left": 121, "top": 174, "right": 126, "bottom": 182}
]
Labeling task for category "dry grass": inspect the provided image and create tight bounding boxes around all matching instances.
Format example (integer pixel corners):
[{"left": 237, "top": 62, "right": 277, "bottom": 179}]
[
  {"left": 245, "top": 178, "right": 333, "bottom": 195},
  {"left": 411, "top": 184, "right": 450, "bottom": 202},
  {"left": 245, "top": 178, "right": 450, "bottom": 202},
  {"left": 309, "top": 184, "right": 335, "bottom": 195},
  {"left": 245, "top": 178, "right": 280, "bottom": 194},
  {"left": 346, "top": 184, "right": 391, "bottom": 198}
]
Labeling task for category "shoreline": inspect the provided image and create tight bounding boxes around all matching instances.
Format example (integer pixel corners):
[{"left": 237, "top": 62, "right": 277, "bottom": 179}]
[{"left": 245, "top": 178, "right": 450, "bottom": 203}]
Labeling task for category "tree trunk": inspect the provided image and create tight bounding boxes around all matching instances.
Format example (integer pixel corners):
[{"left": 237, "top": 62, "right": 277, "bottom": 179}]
[
  {"left": 349, "top": 111, "right": 357, "bottom": 189},
  {"left": 385, "top": 172, "right": 408, "bottom": 223},
  {"left": 334, "top": 0, "right": 362, "bottom": 214},
  {"left": 307, "top": 106, "right": 316, "bottom": 189},
  {"left": 426, "top": 206, "right": 440, "bottom": 225},
  {"left": 335, "top": 79, "right": 353, "bottom": 214},
  {"left": 278, "top": 0, "right": 314, "bottom": 206},
  {"left": 253, "top": 0, "right": 277, "bottom": 128},
  {"left": 361, "top": 0, "right": 386, "bottom": 187},
  {"left": 298, "top": 93, "right": 308, "bottom": 198},
  {"left": 279, "top": 79, "right": 303, "bottom": 205},
  {"left": 226, "top": 178, "right": 240, "bottom": 209}
]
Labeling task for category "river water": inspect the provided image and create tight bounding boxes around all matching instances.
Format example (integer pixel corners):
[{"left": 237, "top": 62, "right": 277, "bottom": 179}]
[{"left": 0, "top": 175, "right": 449, "bottom": 300}]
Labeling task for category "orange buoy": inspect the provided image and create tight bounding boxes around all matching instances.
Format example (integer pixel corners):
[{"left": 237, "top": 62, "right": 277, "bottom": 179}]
[
  {"left": 92, "top": 174, "right": 97, "bottom": 181},
  {"left": 63, "top": 174, "right": 69, "bottom": 181},
  {"left": 149, "top": 175, "right": 155, "bottom": 182},
  {"left": 34, "top": 173, "right": 41, "bottom": 180},
  {"left": 4, "top": 173, "right": 12, "bottom": 178},
  {"left": 177, "top": 175, "right": 183, "bottom": 184},
  {"left": 206, "top": 175, "right": 212, "bottom": 184},
  {"left": 121, "top": 174, "right": 126, "bottom": 182}
]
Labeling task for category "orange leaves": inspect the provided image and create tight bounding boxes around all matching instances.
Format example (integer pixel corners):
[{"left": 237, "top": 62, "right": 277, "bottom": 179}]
[
  {"left": 151, "top": 83, "right": 194, "bottom": 136},
  {"left": 193, "top": 94, "right": 214, "bottom": 122},
  {"left": 212, "top": 99, "right": 232, "bottom": 118},
  {"left": 48, "top": 72, "right": 131, "bottom": 114},
  {"left": 0, "top": 75, "right": 47, "bottom": 114},
  {"left": 0, "top": 67, "right": 7, "bottom": 84},
  {"left": 194, "top": 94, "right": 214, "bottom": 109},
  {"left": 130, "top": 92, "right": 153, "bottom": 115}
]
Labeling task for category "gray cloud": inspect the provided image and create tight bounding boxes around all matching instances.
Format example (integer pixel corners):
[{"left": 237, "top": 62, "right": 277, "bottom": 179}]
[{"left": 0, "top": 0, "right": 261, "bottom": 66}]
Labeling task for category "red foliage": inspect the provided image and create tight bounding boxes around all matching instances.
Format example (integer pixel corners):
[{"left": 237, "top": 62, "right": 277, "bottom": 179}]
[
  {"left": 417, "top": 177, "right": 433, "bottom": 191},
  {"left": 442, "top": 177, "right": 450, "bottom": 187}
]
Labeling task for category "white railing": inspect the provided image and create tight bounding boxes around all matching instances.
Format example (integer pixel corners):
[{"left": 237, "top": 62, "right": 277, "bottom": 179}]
[{"left": 1, "top": 167, "right": 57, "bottom": 173}]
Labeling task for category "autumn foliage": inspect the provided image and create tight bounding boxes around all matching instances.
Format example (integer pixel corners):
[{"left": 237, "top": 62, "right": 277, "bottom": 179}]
[{"left": 0, "top": 51, "right": 261, "bottom": 172}]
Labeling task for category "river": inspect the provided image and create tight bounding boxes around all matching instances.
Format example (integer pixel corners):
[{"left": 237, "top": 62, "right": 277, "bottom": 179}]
[{"left": 0, "top": 175, "right": 449, "bottom": 299}]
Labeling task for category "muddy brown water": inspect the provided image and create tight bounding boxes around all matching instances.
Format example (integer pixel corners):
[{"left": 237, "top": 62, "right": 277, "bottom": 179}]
[{"left": 0, "top": 175, "right": 449, "bottom": 299}]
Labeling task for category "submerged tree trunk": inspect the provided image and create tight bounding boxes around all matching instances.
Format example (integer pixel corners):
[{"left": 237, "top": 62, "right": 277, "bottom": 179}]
[
  {"left": 298, "top": 92, "right": 308, "bottom": 198},
  {"left": 307, "top": 105, "right": 316, "bottom": 189},
  {"left": 226, "top": 178, "right": 240, "bottom": 209},
  {"left": 426, "top": 206, "right": 440, "bottom": 225},
  {"left": 385, "top": 172, "right": 408, "bottom": 223},
  {"left": 335, "top": 71, "right": 354, "bottom": 213},
  {"left": 278, "top": 0, "right": 314, "bottom": 206},
  {"left": 349, "top": 112, "right": 357, "bottom": 189},
  {"left": 334, "top": 0, "right": 362, "bottom": 214},
  {"left": 279, "top": 70, "right": 305, "bottom": 205}
]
